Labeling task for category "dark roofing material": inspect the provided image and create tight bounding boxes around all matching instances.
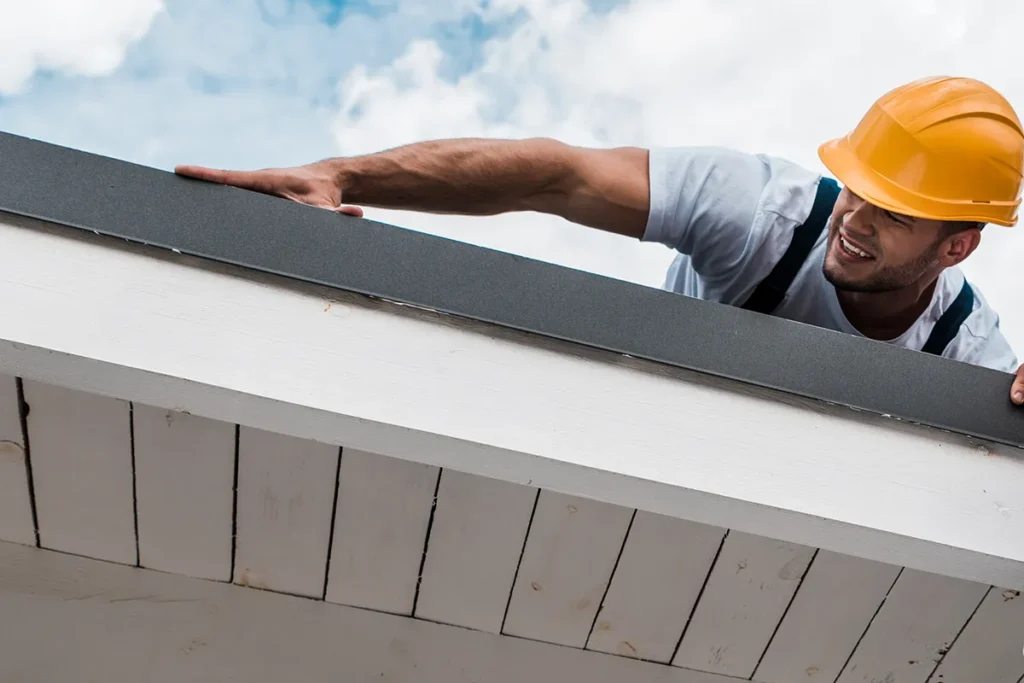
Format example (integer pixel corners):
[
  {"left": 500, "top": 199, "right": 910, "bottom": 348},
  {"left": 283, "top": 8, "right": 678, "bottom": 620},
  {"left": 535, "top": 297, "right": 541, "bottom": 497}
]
[{"left": 1, "top": 132, "right": 1021, "bottom": 448}]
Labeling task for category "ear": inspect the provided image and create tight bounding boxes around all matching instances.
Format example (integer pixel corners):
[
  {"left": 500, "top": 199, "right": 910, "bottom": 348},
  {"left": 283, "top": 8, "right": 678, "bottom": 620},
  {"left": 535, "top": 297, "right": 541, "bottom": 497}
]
[{"left": 939, "top": 226, "right": 982, "bottom": 267}]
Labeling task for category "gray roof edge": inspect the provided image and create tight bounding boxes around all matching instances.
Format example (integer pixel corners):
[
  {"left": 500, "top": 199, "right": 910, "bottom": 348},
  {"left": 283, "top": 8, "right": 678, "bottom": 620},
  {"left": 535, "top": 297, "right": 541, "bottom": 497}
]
[{"left": 1, "top": 131, "right": 1021, "bottom": 448}]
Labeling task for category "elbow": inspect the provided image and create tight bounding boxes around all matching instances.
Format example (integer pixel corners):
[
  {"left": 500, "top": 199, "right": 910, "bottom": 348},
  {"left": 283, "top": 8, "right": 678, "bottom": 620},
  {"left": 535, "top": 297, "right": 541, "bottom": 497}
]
[{"left": 497, "top": 137, "right": 580, "bottom": 212}]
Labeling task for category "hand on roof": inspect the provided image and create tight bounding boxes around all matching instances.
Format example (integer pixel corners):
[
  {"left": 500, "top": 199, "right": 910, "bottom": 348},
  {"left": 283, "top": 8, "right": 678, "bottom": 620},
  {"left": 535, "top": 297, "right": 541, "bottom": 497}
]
[
  {"left": 1013, "top": 364, "right": 1024, "bottom": 406},
  {"left": 173, "top": 162, "right": 363, "bottom": 217}
]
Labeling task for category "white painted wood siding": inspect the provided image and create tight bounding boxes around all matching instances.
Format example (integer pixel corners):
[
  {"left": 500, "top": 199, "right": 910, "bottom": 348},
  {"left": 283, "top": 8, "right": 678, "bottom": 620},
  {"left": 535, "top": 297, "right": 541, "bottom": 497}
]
[
  {"left": 233, "top": 426, "right": 339, "bottom": 597},
  {"left": 133, "top": 404, "right": 236, "bottom": 581},
  {"left": 22, "top": 380, "right": 135, "bottom": 564},
  {"left": 585, "top": 513, "right": 725, "bottom": 662},
  {"left": 414, "top": 470, "right": 537, "bottom": 633},
  {"left": 835, "top": 569, "right": 988, "bottom": 683},
  {"left": 0, "top": 375, "right": 34, "bottom": 546},
  {"left": 754, "top": 550, "right": 901, "bottom": 683},
  {"left": 672, "top": 531, "right": 815, "bottom": 677},
  {"left": 502, "top": 492, "right": 633, "bottom": 647},
  {"left": 926, "top": 586, "right": 1024, "bottom": 683},
  {"left": 325, "top": 448, "right": 439, "bottom": 614}
]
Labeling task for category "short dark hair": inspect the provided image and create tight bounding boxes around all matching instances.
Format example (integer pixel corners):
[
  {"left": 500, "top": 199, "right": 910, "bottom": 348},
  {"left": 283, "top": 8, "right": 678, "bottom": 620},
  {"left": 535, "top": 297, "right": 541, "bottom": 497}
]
[{"left": 942, "top": 220, "right": 985, "bottom": 238}]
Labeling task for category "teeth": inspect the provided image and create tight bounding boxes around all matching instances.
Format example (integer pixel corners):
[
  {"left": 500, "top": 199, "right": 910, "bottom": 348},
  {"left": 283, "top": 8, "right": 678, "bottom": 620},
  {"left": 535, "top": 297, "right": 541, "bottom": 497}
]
[{"left": 841, "top": 236, "right": 871, "bottom": 259}]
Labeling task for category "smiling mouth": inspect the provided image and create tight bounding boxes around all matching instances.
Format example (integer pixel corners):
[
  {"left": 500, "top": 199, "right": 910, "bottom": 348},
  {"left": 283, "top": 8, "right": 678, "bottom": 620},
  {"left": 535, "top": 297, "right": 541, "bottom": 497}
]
[{"left": 838, "top": 234, "right": 875, "bottom": 260}]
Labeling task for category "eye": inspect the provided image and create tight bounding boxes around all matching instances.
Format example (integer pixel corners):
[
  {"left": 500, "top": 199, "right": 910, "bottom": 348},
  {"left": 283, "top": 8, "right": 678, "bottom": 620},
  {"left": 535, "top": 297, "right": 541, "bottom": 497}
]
[{"left": 885, "top": 210, "right": 911, "bottom": 227}]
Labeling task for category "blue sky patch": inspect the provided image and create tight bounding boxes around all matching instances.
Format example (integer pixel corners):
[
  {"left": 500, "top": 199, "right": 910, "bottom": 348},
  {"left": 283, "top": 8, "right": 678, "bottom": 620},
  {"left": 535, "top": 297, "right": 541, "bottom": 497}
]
[{"left": 0, "top": 0, "right": 490, "bottom": 169}]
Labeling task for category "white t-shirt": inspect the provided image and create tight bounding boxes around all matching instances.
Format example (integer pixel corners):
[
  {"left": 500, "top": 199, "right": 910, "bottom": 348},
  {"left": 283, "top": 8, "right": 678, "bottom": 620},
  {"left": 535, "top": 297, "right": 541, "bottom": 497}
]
[{"left": 641, "top": 145, "right": 1019, "bottom": 373}]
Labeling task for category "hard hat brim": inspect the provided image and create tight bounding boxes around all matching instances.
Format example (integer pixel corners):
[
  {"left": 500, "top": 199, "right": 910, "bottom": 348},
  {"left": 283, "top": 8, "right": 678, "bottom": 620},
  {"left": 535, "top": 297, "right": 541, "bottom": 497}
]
[{"left": 818, "top": 136, "right": 1018, "bottom": 227}]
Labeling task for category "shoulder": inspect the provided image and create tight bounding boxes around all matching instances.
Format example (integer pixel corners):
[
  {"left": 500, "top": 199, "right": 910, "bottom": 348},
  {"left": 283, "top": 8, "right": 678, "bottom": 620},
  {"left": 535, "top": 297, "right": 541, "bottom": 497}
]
[
  {"left": 937, "top": 271, "right": 1018, "bottom": 373},
  {"left": 645, "top": 146, "right": 835, "bottom": 303},
  {"left": 643, "top": 146, "right": 825, "bottom": 265},
  {"left": 646, "top": 146, "right": 822, "bottom": 225}
]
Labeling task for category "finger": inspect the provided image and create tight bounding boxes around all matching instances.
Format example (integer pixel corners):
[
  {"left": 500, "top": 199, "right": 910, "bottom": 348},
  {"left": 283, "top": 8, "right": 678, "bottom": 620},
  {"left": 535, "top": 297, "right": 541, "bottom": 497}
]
[
  {"left": 174, "top": 165, "right": 264, "bottom": 190},
  {"left": 1012, "top": 369, "right": 1024, "bottom": 406},
  {"left": 335, "top": 204, "right": 364, "bottom": 218}
]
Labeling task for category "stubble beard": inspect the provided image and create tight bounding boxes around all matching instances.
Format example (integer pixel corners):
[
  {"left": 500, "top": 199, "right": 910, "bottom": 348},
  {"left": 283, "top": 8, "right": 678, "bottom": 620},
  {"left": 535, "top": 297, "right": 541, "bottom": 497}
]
[{"left": 822, "top": 223, "right": 940, "bottom": 294}]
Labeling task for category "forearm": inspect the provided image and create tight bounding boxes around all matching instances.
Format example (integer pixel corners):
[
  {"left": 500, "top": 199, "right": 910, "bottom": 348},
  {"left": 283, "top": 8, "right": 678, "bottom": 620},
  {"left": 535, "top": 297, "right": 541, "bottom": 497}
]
[{"left": 330, "top": 137, "right": 577, "bottom": 216}]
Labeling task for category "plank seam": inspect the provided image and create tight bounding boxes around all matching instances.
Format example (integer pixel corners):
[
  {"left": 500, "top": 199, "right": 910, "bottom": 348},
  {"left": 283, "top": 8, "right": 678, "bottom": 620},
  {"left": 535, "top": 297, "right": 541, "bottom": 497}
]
[
  {"left": 500, "top": 488, "right": 542, "bottom": 634},
  {"left": 668, "top": 528, "right": 730, "bottom": 666},
  {"left": 922, "top": 584, "right": 993, "bottom": 683},
  {"left": 210, "top": 578, "right": 333, "bottom": 603},
  {"left": 402, "top": 607, "right": 792, "bottom": 680},
  {"left": 129, "top": 402, "right": 140, "bottom": 568},
  {"left": 228, "top": 424, "right": 240, "bottom": 583},
  {"left": 320, "top": 446, "right": 344, "bottom": 601},
  {"left": 15, "top": 378, "right": 40, "bottom": 548},
  {"left": 831, "top": 566, "right": 905, "bottom": 683},
  {"left": 584, "top": 508, "right": 638, "bottom": 652},
  {"left": 411, "top": 466, "right": 444, "bottom": 617},
  {"left": 749, "top": 548, "right": 820, "bottom": 680}
]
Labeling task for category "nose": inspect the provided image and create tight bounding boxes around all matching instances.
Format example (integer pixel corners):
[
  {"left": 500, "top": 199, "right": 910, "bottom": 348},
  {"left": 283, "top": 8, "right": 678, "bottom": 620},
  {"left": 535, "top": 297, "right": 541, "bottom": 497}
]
[{"left": 842, "top": 197, "right": 877, "bottom": 236}]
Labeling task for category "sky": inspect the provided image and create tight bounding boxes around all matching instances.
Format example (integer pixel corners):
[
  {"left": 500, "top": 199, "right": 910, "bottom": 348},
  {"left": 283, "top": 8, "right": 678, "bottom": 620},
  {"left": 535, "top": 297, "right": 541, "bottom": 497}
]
[{"left": 1, "top": 0, "right": 1022, "bottom": 356}]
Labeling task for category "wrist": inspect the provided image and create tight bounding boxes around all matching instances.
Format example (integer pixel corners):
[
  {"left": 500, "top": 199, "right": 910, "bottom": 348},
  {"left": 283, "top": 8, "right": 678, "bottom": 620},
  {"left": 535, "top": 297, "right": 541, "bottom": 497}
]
[{"left": 320, "top": 157, "right": 351, "bottom": 190}]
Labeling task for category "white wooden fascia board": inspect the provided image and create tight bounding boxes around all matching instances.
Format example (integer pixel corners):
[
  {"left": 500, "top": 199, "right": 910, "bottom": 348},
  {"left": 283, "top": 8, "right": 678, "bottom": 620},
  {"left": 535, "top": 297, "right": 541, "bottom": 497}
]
[{"left": 1, "top": 214, "right": 1022, "bottom": 589}]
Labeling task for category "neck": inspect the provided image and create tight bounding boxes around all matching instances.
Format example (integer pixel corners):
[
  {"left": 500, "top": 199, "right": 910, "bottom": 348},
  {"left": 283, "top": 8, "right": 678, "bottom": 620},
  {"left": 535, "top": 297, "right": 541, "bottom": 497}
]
[{"left": 836, "top": 276, "right": 939, "bottom": 340}]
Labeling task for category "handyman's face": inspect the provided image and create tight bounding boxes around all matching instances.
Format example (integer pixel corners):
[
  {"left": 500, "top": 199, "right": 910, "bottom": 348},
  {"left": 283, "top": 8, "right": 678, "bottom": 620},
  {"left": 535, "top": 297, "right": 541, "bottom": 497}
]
[{"left": 823, "top": 187, "right": 953, "bottom": 293}]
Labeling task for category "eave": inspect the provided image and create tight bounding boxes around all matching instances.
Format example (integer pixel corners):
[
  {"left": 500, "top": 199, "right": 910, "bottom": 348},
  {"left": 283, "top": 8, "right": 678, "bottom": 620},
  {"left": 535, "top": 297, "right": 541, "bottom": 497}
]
[{"left": 0, "top": 133, "right": 1022, "bottom": 590}]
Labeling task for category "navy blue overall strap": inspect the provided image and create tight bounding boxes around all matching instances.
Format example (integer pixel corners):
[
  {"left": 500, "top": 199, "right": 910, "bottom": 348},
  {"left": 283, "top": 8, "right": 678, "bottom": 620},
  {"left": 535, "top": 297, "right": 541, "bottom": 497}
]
[
  {"left": 921, "top": 279, "right": 974, "bottom": 356},
  {"left": 741, "top": 176, "right": 841, "bottom": 314}
]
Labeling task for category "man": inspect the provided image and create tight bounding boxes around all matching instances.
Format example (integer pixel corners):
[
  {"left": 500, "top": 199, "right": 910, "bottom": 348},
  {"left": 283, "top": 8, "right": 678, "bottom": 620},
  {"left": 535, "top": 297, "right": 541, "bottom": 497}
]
[{"left": 176, "top": 75, "right": 1024, "bottom": 405}]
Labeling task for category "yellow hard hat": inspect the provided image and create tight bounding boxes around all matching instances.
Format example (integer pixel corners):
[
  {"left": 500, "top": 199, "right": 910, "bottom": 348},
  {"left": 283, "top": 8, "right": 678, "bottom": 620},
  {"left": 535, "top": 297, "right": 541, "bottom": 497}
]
[{"left": 818, "top": 76, "right": 1024, "bottom": 227}]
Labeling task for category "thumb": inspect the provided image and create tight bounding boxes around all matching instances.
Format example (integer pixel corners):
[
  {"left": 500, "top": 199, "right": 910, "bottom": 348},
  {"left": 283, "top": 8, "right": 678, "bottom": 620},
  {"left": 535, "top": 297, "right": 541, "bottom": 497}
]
[{"left": 1009, "top": 363, "right": 1024, "bottom": 405}]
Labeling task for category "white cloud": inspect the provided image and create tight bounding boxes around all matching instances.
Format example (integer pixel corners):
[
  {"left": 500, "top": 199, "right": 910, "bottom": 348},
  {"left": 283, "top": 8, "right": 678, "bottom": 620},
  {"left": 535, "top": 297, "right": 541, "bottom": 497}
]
[
  {"left": 0, "top": 0, "right": 488, "bottom": 172},
  {"left": 331, "top": 0, "right": 1024, "bottom": 353},
  {"left": 0, "top": 0, "right": 164, "bottom": 95}
]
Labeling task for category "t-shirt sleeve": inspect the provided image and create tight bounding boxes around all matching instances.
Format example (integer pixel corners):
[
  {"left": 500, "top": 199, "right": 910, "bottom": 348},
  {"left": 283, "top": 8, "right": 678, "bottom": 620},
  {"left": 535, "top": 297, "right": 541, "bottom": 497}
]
[{"left": 641, "top": 146, "right": 783, "bottom": 282}]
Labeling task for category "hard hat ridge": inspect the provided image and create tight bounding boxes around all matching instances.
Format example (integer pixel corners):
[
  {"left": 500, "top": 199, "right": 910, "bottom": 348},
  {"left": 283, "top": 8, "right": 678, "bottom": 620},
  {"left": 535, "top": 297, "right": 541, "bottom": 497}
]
[{"left": 818, "top": 76, "right": 1024, "bottom": 227}]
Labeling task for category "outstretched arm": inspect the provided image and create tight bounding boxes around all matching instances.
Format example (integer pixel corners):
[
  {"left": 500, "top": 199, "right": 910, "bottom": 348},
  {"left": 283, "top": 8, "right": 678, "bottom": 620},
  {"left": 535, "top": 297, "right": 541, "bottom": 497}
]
[{"left": 175, "top": 137, "right": 651, "bottom": 239}]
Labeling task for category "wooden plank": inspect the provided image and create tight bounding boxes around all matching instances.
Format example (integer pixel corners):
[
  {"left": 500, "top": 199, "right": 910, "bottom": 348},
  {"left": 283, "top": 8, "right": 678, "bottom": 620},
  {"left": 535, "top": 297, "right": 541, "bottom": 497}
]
[
  {"left": 22, "top": 380, "right": 135, "bottom": 564},
  {"left": 586, "top": 513, "right": 725, "bottom": 662},
  {"left": 325, "top": 448, "right": 439, "bottom": 614},
  {"left": 672, "top": 531, "right": 815, "bottom": 677},
  {"left": 753, "top": 550, "right": 902, "bottom": 683},
  {"left": 4, "top": 216, "right": 1024, "bottom": 590},
  {"left": 133, "top": 403, "right": 235, "bottom": 581},
  {"left": 415, "top": 470, "right": 537, "bottom": 633},
  {"left": 0, "top": 540, "right": 737, "bottom": 683},
  {"left": 503, "top": 491, "right": 634, "bottom": 647},
  {"left": 835, "top": 569, "right": 989, "bottom": 683},
  {"left": 927, "top": 586, "right": 1024, "bottom": 683},
  {"left": 0, "top": 375, "right": 34, "bottom": 546},
  {"left": 233, "top": 426, "right": 339, "bottom": 598}
]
